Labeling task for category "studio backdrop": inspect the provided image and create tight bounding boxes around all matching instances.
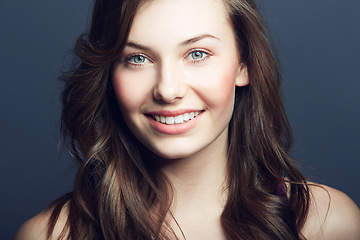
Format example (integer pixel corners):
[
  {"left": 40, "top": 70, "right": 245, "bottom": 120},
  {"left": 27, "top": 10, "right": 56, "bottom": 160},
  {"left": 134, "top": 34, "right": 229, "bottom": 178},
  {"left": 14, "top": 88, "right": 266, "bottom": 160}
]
[{"left": 1, "top": 0, "right": 359, "bottom": 239}]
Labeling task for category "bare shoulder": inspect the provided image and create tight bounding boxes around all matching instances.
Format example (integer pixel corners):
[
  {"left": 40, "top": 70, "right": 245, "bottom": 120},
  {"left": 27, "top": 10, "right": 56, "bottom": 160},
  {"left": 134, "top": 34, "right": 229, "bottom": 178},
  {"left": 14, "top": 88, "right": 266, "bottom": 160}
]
[
  {"left": 13, "top": 204, "right": 69, "bottom": 240},
  {"left": 302, "top": 183, "right": 360, "bottom": 240}
]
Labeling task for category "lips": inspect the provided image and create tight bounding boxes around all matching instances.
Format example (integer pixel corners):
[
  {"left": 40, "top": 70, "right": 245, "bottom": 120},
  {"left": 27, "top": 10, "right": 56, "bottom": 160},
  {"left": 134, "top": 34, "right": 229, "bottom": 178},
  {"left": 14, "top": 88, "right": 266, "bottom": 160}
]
[
  {"left": 145, "top": 110, "right": 204, "bottom": 135},
  {"left": 152, "top": 111, "right": 201, "bottom": 125},
  {"left": 145, "top": 110, "right": 203, "bottom": 124}
]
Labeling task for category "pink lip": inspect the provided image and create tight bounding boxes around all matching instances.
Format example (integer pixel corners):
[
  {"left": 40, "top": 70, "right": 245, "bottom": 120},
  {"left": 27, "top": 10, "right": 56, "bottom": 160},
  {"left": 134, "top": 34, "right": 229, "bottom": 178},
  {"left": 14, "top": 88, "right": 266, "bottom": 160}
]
[
  {"left": 146, "top": 110, "right": 204, "bottom": 135},
  {"left": 145, "top": 109, "right": 203, "bottom": 117}
]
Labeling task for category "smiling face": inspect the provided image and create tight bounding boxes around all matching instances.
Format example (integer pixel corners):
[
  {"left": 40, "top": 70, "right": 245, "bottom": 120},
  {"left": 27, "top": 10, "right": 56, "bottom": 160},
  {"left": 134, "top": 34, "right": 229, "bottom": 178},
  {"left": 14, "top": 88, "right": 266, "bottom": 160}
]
[{"left": 112, "top": 0, "right": 248, "bottom": 160}]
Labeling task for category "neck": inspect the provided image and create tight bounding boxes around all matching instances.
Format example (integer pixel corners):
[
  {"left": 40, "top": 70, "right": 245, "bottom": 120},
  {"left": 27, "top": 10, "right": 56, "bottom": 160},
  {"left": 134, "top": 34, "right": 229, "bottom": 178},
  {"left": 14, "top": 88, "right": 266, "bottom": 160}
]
[
  {"left": 152, "top": 128, "right": 229, "bottom": 209},
  {"left": 149, "top": 129, "right": 230, "bottom": 240}
]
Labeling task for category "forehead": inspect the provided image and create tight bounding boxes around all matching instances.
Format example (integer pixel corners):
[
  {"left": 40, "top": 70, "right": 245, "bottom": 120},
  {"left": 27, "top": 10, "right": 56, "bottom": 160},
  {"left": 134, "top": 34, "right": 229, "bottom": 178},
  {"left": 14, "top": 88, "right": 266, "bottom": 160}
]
[{"left": 128, "top": 0, "right": 231, "bottom": 44}]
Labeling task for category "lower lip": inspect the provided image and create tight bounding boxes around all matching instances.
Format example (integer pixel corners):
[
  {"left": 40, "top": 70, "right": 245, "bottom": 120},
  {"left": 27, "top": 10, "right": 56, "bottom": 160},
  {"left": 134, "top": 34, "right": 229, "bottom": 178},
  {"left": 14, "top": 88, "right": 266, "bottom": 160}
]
[{"left": 146, "top": 112, "right": 204, "bottom": 135}]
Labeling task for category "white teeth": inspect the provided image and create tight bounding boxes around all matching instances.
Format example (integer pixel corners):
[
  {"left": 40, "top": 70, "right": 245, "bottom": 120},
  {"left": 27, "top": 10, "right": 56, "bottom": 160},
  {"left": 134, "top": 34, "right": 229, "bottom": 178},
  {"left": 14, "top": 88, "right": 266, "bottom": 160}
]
[
  {"left": 174, "top": 114, "right": 183, "bottom": 124},
  {"left": 189, "top": 112, "right": 195, "bottom": 119},
  {"left": 153, "top": 111, "right": 201, "bottom": 125},
  {"left": 183, "top": 113, "right": 190, "bottom": 121},
  {"left": 165, "top": 116, "right": 175, "bottom": 124},
  {"left": 160, "top": 116, "right": 166, "bottom": 123}
]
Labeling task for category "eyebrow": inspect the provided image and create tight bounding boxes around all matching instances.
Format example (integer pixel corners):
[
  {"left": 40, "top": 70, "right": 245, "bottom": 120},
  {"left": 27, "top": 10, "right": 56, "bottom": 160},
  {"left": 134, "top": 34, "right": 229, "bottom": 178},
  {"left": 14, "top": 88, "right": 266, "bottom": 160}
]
[
  {"left": 125, "top": 42, "right": 151, "bottom": 52},
  {"left": 125, "top": 34, "right": 220, "bottom": 50},
  {"left": 179, "top": 34, "right": 220, "bottom": 46}
]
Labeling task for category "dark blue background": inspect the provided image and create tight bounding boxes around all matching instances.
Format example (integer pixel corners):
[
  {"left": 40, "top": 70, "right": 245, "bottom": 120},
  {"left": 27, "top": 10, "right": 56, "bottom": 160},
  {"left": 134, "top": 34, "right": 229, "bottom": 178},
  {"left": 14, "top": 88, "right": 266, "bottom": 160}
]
[{"left": 1, "top": 0, "right": 359, "bottom": 239}]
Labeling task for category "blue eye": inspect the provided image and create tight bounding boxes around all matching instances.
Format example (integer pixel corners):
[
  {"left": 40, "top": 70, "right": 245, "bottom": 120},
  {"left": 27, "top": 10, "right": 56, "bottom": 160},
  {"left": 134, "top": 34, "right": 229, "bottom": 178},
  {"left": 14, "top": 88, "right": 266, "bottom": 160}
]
[
  {"left": 190, "top": 51, "right": 204, "bottom": 60},
  {"left": 127, "top": 54, "right": 150, "bottom": 65},
  {"left": 186, "top": 49, "right": 210, "bottom": 63}
]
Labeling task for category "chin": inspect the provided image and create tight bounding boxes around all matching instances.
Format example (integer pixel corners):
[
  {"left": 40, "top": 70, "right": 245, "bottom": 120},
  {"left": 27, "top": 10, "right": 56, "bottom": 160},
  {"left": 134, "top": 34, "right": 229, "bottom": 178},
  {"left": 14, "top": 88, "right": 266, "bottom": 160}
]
[
  {"left": 154, "top": 150, "right": 194, "bottom": 160},
  {"left": 148, "top": 145, "right": 200, "bottom": 160}
]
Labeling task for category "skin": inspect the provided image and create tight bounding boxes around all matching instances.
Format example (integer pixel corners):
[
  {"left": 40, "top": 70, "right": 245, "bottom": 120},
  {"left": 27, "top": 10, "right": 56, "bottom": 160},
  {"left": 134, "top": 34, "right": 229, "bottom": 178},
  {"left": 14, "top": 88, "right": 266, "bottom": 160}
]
[
  {"left": 112, "top": 0, "right": 248, "bottom": 160},
  {"left": 112, "top": 0, "right": 248, "bottom": 237},
  {"left": 13, "top": 0, "right": 360, "bottom": 239},
  {"left": 14, "top": 185, "right": 360, "bottom": 240}
]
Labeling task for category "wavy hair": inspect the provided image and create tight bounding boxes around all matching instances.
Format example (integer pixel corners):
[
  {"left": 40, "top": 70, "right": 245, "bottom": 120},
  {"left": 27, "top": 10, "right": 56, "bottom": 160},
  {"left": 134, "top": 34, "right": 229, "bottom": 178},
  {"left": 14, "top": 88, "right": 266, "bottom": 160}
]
[{"left": 48, "top": 0, "right": 310, "bottom": 239}]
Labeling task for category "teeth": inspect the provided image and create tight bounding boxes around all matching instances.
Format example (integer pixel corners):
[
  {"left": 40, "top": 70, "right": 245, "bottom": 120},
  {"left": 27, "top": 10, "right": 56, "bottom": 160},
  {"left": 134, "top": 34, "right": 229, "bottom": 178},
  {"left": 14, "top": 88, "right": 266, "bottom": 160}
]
[
  {"left": 190, "top": 112, "right": 195, "bottom": 119},
  {"left": 183, "top": 113, "right": 190, "bottom": 121},
  {"left": 160, "top": 116, "right": 166, "bottom": 123},
  {"left": 174, "top": 114, "right": 183, "bottom": 124},
  {"left": 165, "top": 116, "right": 175, "bottom": 124},
  {"left": 153, "top": 111, "right": 201, "bottom": 125}
]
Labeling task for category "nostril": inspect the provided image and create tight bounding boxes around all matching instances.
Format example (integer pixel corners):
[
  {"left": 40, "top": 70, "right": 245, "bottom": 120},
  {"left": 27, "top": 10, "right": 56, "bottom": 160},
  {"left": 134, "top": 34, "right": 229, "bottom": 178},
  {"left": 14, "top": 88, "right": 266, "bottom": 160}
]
[{"left": 153, "top": 87, "right": 180, "bottom": 103}]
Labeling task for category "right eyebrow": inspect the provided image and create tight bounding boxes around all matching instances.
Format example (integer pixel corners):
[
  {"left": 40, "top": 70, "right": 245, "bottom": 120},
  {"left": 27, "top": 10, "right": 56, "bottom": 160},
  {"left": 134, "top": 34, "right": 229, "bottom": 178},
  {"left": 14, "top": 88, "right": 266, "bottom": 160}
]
[
  {"left": 124, "top": 41, "right": 151, "bottom": 51},
  {"left": 125, "top": 33, "right": 220, "bottom": 51}
]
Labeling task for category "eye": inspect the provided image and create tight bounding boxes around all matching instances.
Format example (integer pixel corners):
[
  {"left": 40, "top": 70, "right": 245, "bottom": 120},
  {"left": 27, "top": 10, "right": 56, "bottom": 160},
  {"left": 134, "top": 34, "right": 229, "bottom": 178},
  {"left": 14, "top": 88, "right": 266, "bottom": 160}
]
[
  {"left": 126, "top": 54, "right": 151, "bottom": 66},
  {"left": 190, "top": 51, "right": 204, "bottom": 60},
  {"left": 185, "top": 49, "right": 211, "bottom": 63}
]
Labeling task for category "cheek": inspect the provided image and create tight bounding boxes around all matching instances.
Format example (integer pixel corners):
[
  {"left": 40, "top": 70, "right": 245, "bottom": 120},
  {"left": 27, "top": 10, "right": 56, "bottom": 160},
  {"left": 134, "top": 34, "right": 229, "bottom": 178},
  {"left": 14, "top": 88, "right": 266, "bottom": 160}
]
[
  {"left": 214, "top": 71, "right": 236, "bottom": 117},
  {"left": 111, "top": 69, "right": 152, "bottom": 113},
  {"left": 195, "top": 65, "right": 237, "bottom": 111},
  {"left": 217, "top": 71, "right": 236, "bottom": 100}
]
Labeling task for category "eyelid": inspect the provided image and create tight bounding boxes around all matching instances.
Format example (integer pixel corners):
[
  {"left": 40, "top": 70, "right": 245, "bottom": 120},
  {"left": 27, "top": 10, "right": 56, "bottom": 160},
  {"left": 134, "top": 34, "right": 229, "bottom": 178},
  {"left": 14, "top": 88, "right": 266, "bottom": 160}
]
[
  {"left": 184, "top": 48, "right": 212, "bottom": 63},
  {"left": 124, "top": 53, "right": 153, "bottom": 67}
]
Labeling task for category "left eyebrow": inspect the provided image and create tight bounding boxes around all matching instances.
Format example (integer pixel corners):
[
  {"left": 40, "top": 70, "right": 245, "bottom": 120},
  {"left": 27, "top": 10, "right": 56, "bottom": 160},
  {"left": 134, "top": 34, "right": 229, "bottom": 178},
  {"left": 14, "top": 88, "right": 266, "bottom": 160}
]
[{"left": 179, "top": 34, "right": 220, "bottom": 46}]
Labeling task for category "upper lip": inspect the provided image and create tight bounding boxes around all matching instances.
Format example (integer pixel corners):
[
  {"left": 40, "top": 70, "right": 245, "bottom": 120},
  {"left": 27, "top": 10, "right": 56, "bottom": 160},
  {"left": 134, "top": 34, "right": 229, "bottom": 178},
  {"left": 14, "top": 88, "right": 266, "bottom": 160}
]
[{"left": 145, "top": 109, "right": 203, "bottom": 117}]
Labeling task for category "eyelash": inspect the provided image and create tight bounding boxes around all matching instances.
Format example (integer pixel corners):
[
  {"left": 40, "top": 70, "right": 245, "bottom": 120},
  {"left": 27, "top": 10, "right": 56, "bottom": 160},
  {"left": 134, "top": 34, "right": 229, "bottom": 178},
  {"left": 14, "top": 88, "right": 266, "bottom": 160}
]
[
  {"left": 123, "top": 48, "right": 212, "bottom": 68},
  {"left": 185, "top": 49, "right": 212, "bottom": 64},
  {"left": 124, "top": 53, "right": 152, "bottom": 68}
]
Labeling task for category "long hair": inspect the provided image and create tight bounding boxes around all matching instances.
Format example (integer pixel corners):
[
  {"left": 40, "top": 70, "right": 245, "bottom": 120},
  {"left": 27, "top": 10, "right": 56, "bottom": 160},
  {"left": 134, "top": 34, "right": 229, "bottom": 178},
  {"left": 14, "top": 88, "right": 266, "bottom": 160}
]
[{"left": 48, "top": 0, "right": 310, "bottom": 239}]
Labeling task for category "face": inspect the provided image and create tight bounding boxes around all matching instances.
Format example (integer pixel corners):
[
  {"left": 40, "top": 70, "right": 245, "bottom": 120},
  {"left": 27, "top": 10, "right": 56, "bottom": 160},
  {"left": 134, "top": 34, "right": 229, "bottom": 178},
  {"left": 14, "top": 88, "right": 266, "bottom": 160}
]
[{"left": 112, "top": 0, "right": 248, "bottom": 160}]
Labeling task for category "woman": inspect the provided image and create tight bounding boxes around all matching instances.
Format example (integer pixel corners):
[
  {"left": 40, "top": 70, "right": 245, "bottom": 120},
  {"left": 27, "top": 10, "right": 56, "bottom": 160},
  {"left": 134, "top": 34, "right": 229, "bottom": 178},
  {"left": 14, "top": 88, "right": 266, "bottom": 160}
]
[{"left": 14, "top": 0, "right": 360, "bottom": 239}]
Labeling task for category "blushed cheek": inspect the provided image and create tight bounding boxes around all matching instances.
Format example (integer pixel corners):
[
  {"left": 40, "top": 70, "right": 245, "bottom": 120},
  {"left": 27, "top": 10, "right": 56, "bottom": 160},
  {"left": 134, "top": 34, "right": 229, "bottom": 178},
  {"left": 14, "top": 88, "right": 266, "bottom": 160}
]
[
  {"left": 220, "top": 71, "right": 236, "bottom": 99},
  {"left": 111, "top": 72, "right": 140, "bottom": 113},
  {"left": 217, "top": 72, "right": 236, "bottom": 114},
  {"left": 201, "top": 67, "right": 237, "bottom": 114},
  {"left": 112, "top": 67, "right": 156, "bottom": 119}
]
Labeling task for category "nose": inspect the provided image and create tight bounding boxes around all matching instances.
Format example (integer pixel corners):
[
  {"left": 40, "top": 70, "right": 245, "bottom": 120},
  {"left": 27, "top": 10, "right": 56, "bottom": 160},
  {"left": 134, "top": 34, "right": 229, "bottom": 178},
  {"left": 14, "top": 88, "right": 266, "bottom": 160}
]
[{"left": 153, "top": 61, "right": 187, "bottom": 103}]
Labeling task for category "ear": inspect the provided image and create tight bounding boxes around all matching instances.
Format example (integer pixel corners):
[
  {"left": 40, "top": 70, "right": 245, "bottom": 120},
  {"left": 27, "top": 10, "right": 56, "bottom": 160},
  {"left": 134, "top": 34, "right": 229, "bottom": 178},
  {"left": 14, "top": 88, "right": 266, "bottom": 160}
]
[{"left": 235, "top": 64, "right": 249, "bottom": 87}]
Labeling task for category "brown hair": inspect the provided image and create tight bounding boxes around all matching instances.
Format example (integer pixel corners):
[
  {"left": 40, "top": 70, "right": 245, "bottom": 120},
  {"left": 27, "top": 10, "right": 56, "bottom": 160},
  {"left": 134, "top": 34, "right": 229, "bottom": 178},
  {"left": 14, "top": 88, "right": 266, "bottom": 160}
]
[{"left": 48, "top": 0, "right": 310, "bottom": 239}]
